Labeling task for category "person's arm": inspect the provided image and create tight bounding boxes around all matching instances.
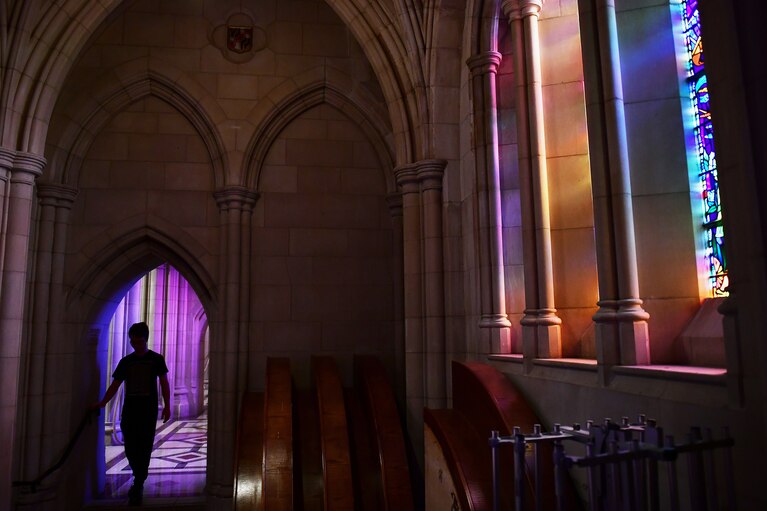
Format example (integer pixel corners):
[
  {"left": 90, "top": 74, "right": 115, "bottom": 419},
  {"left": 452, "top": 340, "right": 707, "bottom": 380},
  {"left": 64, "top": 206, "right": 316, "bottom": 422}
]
[
  {"left": 92, "top": 379, "right": 122, "bottom": 410},
  {"left": 160, "top": 373, "right": 171, "bottom": 423}
]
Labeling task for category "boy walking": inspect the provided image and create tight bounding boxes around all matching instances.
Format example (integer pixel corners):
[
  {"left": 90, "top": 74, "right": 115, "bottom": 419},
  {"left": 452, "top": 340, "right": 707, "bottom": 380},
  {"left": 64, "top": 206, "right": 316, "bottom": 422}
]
[{"left": 93, "top": 322, "right": 171, "bottom": 506}]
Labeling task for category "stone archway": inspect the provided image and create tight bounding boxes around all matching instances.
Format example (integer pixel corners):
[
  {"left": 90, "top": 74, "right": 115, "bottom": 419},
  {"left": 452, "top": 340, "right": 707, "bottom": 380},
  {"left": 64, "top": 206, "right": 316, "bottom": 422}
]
[{"left": 101, "top": 263, "right": 209, "bottom": 500}]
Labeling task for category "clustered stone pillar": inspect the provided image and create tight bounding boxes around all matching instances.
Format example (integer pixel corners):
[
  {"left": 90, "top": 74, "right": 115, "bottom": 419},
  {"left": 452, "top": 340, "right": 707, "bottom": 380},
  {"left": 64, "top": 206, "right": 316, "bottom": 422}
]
[
  {"left": 385, "top": 193, "right": 406, "bottom": 404},
  {"left": 577, "top": 0, "right": 650, "bottom": 378},
  {"left": 419, "top": 161, "right": 447, "bottom": 409},
  {"left": 210, "top": 185, "right": 258, "bottom": 497},
  {"left": 20, "top": 182, "right": 77, "bottom": 494},
  {"left": 502, "top": 0, "right": 562, "bottom": 361},
  {"left": 395, "top": 159, "right": 447, "bottom": 463},
  {"left": 0, "top": 148, "right": 44, "bottom": 506},
  {"left": 466, "top": 51, "right": 512, "bottom": 354}
]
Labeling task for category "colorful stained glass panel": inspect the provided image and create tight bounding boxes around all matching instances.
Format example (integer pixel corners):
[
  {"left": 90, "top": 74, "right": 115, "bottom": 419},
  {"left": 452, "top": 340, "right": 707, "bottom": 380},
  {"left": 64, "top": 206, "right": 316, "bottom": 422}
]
[{"left": 680, "top": 0, "right": 727, "bottom": 296}]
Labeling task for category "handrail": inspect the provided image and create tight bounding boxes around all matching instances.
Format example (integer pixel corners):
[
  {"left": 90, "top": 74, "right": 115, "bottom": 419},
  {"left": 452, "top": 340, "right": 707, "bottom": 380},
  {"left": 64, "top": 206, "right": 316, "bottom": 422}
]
[{"left": 12, "top": 409, "right": 98, "bottom": 493}]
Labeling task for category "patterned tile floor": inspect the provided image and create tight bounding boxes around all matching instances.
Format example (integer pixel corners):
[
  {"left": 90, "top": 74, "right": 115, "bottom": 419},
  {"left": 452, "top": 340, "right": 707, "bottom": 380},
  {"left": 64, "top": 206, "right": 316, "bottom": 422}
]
[{"left": 104, "top": 411, "right": 207, "bottom": 499}]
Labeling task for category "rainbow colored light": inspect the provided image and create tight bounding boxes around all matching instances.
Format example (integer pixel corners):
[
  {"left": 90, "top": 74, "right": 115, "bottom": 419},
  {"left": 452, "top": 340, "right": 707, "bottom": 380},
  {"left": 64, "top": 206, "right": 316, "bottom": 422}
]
[{"left": 680, "top": 0, "right": 728, "bottom": 296}]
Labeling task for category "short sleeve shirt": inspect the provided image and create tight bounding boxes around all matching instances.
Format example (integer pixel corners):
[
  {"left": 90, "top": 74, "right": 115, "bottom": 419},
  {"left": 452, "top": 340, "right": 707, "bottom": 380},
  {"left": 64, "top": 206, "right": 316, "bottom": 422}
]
[{"left": 113, "top": 350, "right": 169, "bottom": 402}]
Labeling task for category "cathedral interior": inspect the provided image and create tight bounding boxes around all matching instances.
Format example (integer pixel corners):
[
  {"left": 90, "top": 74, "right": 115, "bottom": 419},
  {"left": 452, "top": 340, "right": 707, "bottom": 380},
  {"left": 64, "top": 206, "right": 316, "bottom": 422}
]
[{"left": 0, "top": 0, "right": 765, "bottom": 509}]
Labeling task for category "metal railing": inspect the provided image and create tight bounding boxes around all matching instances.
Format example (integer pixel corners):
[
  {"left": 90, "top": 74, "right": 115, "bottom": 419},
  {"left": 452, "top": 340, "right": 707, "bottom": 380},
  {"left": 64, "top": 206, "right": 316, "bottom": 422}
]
[
  {"left": 12, "top": 409, "right": 98, "bottom": 493},
  {"left": 489, "top": 416, "right": 735, "bottom": 511}
]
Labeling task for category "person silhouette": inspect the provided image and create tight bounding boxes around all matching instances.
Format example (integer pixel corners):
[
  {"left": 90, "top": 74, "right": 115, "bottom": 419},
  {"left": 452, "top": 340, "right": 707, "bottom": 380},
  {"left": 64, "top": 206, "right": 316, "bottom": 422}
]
[{"left": 93, "top": 322, "right": 171, "bottom": 506}]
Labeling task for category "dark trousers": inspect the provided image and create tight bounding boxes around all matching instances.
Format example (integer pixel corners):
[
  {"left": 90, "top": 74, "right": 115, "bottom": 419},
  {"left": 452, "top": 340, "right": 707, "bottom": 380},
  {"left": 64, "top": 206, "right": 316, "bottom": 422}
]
[{"left": 121, "top": 400, "right": 158, "bottom": 485}]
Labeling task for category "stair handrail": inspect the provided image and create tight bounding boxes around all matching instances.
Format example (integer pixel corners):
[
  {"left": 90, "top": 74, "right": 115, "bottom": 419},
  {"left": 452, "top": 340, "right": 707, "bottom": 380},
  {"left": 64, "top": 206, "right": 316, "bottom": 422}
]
[{"left": 12, "top": 408, "right": 98, "bottom": 493}]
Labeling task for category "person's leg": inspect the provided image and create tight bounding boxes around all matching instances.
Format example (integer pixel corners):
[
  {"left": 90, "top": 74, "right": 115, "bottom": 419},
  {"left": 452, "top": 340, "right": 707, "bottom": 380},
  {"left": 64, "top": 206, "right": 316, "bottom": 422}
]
[
  {"left": 121, "top": 411, "right": 144, "bottom": 506},
  {"left": 132, "top": 408, "right": 158, "bottom": 485},
  {"left": 121, "top": 412, "right": 139, "bottom": 480}
]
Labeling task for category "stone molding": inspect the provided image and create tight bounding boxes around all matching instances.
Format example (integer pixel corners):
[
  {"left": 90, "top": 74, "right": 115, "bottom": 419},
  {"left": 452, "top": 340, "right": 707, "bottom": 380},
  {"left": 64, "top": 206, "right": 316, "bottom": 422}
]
[
  {"left": 213, "top": 186, "right": 259, "bottom": 211},
  {"left": 466, "top": 51, "right": 502, "bottom": 77},
  {"left": 36, "top": 182, "right": 78, "bottom": 207},
  {"left": 244, "top": 79, "right": 395, "bottom": 193},
  {"left": 46, "top": 62, "right": 228, "bottom": 188}
]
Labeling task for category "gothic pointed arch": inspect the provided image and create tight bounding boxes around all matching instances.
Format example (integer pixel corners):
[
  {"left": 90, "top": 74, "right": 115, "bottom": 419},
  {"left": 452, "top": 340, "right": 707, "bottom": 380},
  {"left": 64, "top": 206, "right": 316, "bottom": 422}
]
[
  {"left": 45, "top": 57, "right": 228, "bottom": 188},
  {"left": 243, "top": 70, "right": 397, "bottom": 193},
  {"left": 467, "top": 0, "right": 503, "bottom": 54},
  {"left": 5, "top": 0, "right": 428, "bottom": 166},
  {"left": 66, "top": 215, "right": 218, "bottom": 326}
]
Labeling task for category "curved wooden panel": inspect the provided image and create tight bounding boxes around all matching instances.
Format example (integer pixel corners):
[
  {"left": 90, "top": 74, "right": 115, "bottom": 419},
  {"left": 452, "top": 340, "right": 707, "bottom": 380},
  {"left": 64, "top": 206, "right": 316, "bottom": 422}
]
[
  {"left": 263, "top": 357, "right": 293, "bottom": 511},
  {"left": 452, "top": 361, "right": 579, "bottom": 511},
  {"left": 354, "top": 355, "right": 414, "bottom": 511},
  {"left": 313, "top": 356, "right": 354, "bottom": 511},
  {"left": 452, "top": 361, "right": 539, "bottom": 435},
  {"left": 294, "top": 389, "right": 323, "bottom": 511},
  {"left": 234, "top": 392, "right": 265, "bottom": 511},
  {"left": 424, "top": 408, "right": 491, "bottom": 511},
  {"left": 346, "top": 387, "right": 382, "bottom": 510}
]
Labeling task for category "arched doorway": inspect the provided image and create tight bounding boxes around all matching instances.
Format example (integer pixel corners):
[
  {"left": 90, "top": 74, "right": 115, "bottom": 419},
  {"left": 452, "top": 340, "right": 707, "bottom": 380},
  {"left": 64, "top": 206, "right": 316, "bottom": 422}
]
[{"left": 99, "top": 263, "right": 208, "bottom": 499}]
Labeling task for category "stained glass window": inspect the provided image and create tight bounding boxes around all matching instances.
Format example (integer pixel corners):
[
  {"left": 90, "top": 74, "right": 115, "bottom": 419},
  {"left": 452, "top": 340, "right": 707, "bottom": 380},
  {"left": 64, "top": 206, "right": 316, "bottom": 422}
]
[{"left": 680, "top": 0, "right": 728, "bottom": 296}]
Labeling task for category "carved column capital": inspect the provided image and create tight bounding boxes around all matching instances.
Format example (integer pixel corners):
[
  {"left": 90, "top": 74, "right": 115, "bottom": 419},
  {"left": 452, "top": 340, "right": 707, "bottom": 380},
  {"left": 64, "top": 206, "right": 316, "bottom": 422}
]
[
  {"left": 385, "top": 192, "right": 403, "bottom": 217},
  {"left": 520, "top": 0, "right": 543, "bottom": 17},
  {"left": 466, "top": 51, "right": 502, "bottom": 77},
  {"left": 415, "top": 159, "right": 446, "bottom": 191},
  {"left": 503, "top": 0, "right": 544, "bottom": 19},
  {"left": 501, "top": 0, "right": 521, "bottom": 20},
  {"left": 12, "top": 151, "right": 45, "bottom": 182},
  {"left": 394, "top": 163, "right": 420, "bottom": 192},
  {"left": 36, "top": 182, "right": 78, "bottom": 208},
  {"left": 0, "top": 147, "right": 14, "bottom": 174},
  {"left": 213, "top": 185, "right": 259, "bottom": 211}
]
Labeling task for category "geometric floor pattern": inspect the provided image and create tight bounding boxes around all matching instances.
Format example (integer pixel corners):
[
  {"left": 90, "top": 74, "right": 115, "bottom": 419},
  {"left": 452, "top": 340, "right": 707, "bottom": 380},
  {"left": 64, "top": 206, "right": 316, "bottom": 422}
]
[{"left": 104, "top": 412, "right": 207, "bottom": 499}]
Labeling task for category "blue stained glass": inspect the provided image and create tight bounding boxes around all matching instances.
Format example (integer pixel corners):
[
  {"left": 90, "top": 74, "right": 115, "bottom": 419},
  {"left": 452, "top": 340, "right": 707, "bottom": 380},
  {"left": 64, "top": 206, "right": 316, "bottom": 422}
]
[{"left": 680, "top": 0, "right": 727, "bottom": 296}]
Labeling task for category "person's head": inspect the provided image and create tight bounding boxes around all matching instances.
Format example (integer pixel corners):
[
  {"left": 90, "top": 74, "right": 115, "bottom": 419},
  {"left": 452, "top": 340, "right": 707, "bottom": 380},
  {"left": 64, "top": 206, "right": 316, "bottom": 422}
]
[{"left": 128, "top": 322, "right": 149, "bottom": 354}]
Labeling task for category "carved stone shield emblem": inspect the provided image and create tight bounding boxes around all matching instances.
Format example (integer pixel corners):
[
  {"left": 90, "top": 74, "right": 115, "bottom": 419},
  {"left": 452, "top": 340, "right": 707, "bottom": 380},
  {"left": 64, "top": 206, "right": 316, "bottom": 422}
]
[{"left": 227, "top": 26, "right": 253, "bottom": 53}]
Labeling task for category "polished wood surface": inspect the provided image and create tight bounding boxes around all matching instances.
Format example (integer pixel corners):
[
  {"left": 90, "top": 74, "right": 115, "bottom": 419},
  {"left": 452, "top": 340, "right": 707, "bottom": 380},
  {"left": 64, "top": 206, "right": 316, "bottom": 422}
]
[
  {"left": 354, "top": 355, "right": 414, "bottom": 511},
  {"left": 263, "top": 358, "right": 293, "bottom": 510},
  {"left": 450, "top": 361, "right": 579, "bottom": 511},
  {"left": 313, "top": 357, "right": 354, "bottom": 511},
  {"left": 233, "top": 355, "right": 415, "bottom": 510},
  {"left": 424, "top": 408, "right": 491, "bottom": 511},
  {"left": 294, "top": 389, "right": 323, "bottom": 511},
  {"left": 234, "top": 392, "right": 265, "bottom": 511}
]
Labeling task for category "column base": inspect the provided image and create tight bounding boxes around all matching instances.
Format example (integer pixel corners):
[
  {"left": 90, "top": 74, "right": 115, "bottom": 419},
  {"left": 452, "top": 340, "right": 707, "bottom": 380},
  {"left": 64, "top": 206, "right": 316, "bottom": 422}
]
[
  {"left": 14, "top": 485, "right": 57, "bottom": 509},
  {"left": 479, "top": 313, "right": 511, "bottom": 328},
  {"left": 619, "top": 320, "right": 650, "bottom": 365},
  {"left": 521, "top": 310, "right": 562, "bottom": 359},
  {"left": 521, "top": 323, "right": 562, "bottom": 358},
  {"left": 594, "top": 299, "right": 651, "bottom": 367},
  {"left": 478, "top": 321, "right": 512, "bottom": 354},
  {"left": 479, "top": 314, "right": 512, "bottom": 354}
]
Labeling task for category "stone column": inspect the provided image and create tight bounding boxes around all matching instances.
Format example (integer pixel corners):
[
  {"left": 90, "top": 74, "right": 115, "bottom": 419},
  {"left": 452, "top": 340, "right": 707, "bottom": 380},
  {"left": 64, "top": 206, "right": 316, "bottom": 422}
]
[
  {"left": 577, "top": 0, "right": 650, "bottom": 376},
  {"left": 385, "top": 193, "right": 405, "bottom": 406},
  {"left": 21, "top": 182, "right": 77, "bottom": 487},
  {"left": 394, "top": 164, "right": 424, "bottom": 448},
  {"left": 417, "top": 159, "right": 447, "bottom": 409},
  {"left": 0, "top": 149, "right": 43, "bottom": 507},
  {"left": 502, "top": 0, "right": 562, "bottom": 361},
  {"left": 210, "top": 186, "right": 258, "bottom": 497},
  {"left": 466, "top": 51, "right": 512, "bottom": 354}
]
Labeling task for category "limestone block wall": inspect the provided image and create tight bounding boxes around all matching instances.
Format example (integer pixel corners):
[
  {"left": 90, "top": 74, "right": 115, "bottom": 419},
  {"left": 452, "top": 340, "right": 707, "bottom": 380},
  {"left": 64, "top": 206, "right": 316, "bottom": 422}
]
[
  {"left": 39, "top": 0, "right": 396, "bottom": 501},
  {"left": 64, "top": 96, "right": 218, "bottom": 288},
  {"left": 617, "top": 0, "right": 703, "bottom": 363},
  {"left": 48, "top": 0, "right": 393, "bottom": 378},
  {"left": 538, "top": 0, "right": 598, "bottom": 359},
  {"left": 496, "top": 0, "right": 598, "bottom": 358},
  {"left": 249, "top": 104, "right": 394, "bottom": 389},
  {"left": 497, "top": 20, "right": 526, "bottom": 352}
]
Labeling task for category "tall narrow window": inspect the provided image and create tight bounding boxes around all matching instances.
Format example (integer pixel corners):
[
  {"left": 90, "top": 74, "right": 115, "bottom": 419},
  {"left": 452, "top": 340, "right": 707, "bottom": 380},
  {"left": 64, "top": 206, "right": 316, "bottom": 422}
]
[{"left": 680, "top": 0, "right": 728, "bottom": 296}]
